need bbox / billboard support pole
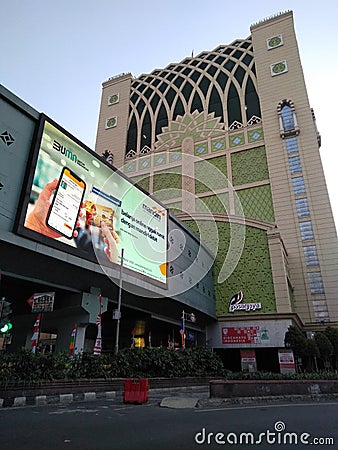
[114,248,124,355]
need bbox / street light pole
[181,310,186,349]
[181,310,196,349]
[114,248,124,355]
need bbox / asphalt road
[0,398,337,450]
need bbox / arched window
[277,99,299,138]
[208,85,224,122]
[140,109,152,150]
[173,96,185,120]
[155,103,168,137]
[227,82,242,126]
[190,91,203,114]
[245,77,261,122]
[126,114,137,155]
[281,104,294,131]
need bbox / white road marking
[195,402,338,413]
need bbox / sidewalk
[2,378,338,409]
[0,379,210,408]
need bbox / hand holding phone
[25,179,67,238]
[46,168,86,239]
[25,169,85,239]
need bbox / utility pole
[114,248,124,355]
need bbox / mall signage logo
[229,291,262,313]
[142,203,165,222]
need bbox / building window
[278,100,299,138]
[105,117,117,129]
[308,272,325,294]
[270,60,288,76]
[267,34,283,50]
[288,156,302,174]
[281,104,295,131]
[285,137,299,154]
[299,221,314,241]
[303,245,319,266]
[292,176,306,195]
[295,198,310,217]
[108,93,119,105]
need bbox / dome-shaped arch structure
[125,38,261,156]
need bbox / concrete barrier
[210,379,338,398]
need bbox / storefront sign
[278,349,296,374]
[240,349,257,372]
[31,292,55,313]
[222,326,261,344]
[228,291,262,313]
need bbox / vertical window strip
[281,105,295,131]
[303,245,319,266]
[295,197,310,217]
[299,221,314,241]
[292,176,306,195]
[308,272,325,294]
[285,137,298,154]
[288,155,302,174]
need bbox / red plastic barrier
[123,379,149,403]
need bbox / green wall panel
[236,184,275,222]
[130,175,150,192]
[166,201,182,214]
[196,193,230,214]
[183,220,276,317]
[194,156,227,194]
[231,145,269,186]
[153,167,182,201]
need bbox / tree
[284,326,307,371]
[305,338,319,372]
[324,327,338,369]
[284,326,307,357]
[314,332,333,370]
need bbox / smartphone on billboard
[46,167,86,239]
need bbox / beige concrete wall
[95,73,133,169]
[251,12,338,325]
[267,228,292,313]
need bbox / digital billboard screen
[15,115,167,286]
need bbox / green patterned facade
[195,193,230,214]
[236,185,275,222]
[166,201,182,215]
[186,220,276,316]
[231,146,269,186]
[194,155,228,194]
[153,167,182,201]
[130,175,150,193]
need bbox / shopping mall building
[0,85,214,356]
[1,10,337,371]
[94,11,338,370]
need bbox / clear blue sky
[2,0,338,227]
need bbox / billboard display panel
[15,115,167,286]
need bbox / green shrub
[1,347,338,386]
[0,347,224,384]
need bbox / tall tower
[95,11,338,366]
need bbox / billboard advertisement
[15,115,167,286]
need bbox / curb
[197,393,338,408]
[0,386,209,408]
[0,390,118,408]
[1,390,338,409]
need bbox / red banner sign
[222,326,260,344]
